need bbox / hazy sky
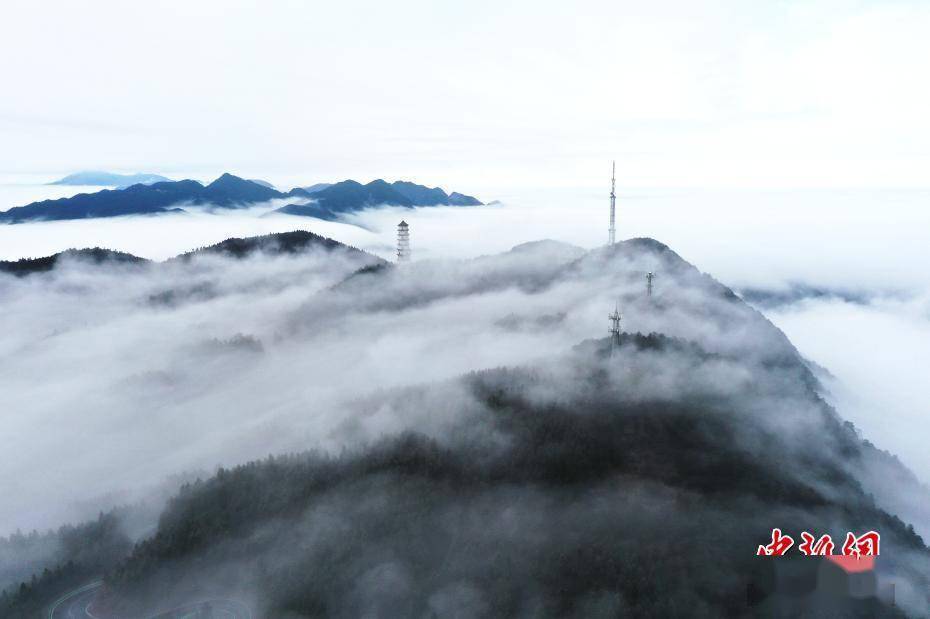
[3,0,929,191]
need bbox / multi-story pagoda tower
[396,220,411,262]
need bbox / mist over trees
[100,332,927,616]
[2,233,930,616]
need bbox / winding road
[47,582,104,619]
[47,582,252,619]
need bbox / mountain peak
[206,172,248,188]
[200,174,284,206]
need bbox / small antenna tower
[396,220,410,263]
[608,160,617,245]
[608,303,622,355]
[646,272,655,298]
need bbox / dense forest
[92,333,926,617]
[0,511,133,618]
[4,234,930,616]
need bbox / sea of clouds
[1,180,929,534]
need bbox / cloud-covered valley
[3,181,930,615]
[3,230,930,615]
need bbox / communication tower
[608,303,622,355]
[608,161,617,245]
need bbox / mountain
[0,248,148,276]
[101,231,930,615]
[300,182,333,194]
[269,202,343,222]
[0,230,383,279]
[0,174,292,224]
[198,172,283,205]
[247,179,275,189]
[4,237,927,617]
[391,180,450,205]
[449,190,482,205]
[270,179,484,220]
[2,175,484,224]
[0,180,202,223]
[49,171,172,188]
[739,282,875,309]
[315,179,413,209]
[175,229,382,263]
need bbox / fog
[0,236,589,534]
[3,185,930,531]
[4,184,929,290]
[768,293,930,480]
[3,209,930,613]
[4,184,929,502]
[72,238,930,616]
[0,215,817,532]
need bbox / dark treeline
[0,230,384,279]
[98,334,925,617]
[0,248,146,277]
[0,511,132,618]
[171,230,381,263]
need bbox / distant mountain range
[0,230,383,277]
[269,179,482,222]
[49,171,173,188]
[248,179,276,189]
[2,174,483,224]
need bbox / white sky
[2,0,929,192]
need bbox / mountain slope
[0,180,203,223]
[0,174,295,224]
[3,176,484,224]
[49,171,172,188]
[5,236,929,617]
[106,328,926,617]
[0,230,383,277]
[46,238,930,616]
[198,173,283,205]
[271,179,484,219]
[0,248,148,276]
[175,229,383,262]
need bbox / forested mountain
[0,174,288,223]
[174,230,382,262]
[104,330,923,617]
[0,230,383,278]
[0,511,135,618]
[1,174,483,224]
[0,248,147,276]
[271,179,482,220]
[3,236,928,617]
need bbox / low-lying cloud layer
[0,232,805,534]
[3,230,930,615]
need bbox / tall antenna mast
[646,272,655,298]
[396,220,411,263]
[608,303,622,355]
[608,160,616,245]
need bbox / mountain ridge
[49,171,172,188]
[0,230,384,276]
[2,174,483,224]
[4,236,927,616]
